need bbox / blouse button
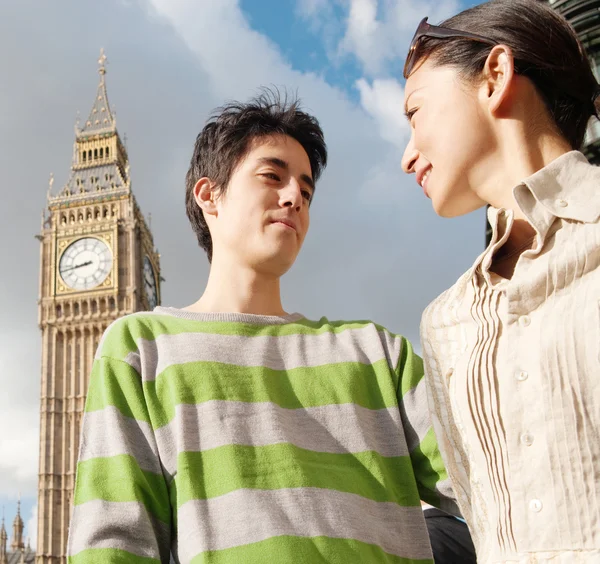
[529,499,543,512]
[516,371,529,382]
[555,199,568,208]
[521,433,534,446]
[519,315,531,327]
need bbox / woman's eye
[407,108,418,124]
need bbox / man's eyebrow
[257,157,314,190]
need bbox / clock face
[59,237,113,291]
[143,256,158,310]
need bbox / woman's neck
[476,97,573,222]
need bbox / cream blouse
[421,151,600,563]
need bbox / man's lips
[271,218,297,232]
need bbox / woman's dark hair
[412,0,598,150]
[185,88,327,262]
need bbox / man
[67,91,456,563]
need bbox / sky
[0,0,485,548]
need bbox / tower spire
[10,496,24,552]
[80,48,116,135]
[0,508,7,564]
[98,47,107,76]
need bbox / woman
[401,0,600,562]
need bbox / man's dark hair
[185,89,328,262]
[411,0,598,150]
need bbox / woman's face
[401,58,495,217]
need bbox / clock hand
[60,260,93,274]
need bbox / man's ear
[481,44,516,117]
[193,177,218,218]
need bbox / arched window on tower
[82,151,87,163]
[94,149,98,159]
[106,146,110,158]
[99,147,103,159]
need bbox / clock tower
[36,50,161,563]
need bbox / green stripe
[397,339,425,398]
[174,443,421,507]
[84,358,151,424]
[410,427,447,507]
[99,314,391,360]
[145,359,398,429]
[73,455,170,524]
[68,548,159,564]
[190,535,432,564]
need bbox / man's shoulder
[302,316,402,338]
[302,317,409,369]
[96,309,185,360]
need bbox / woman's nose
[401,139,419,174]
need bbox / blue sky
[240,0,482,96]
[0,0,485,549]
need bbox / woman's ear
[482,44,516,117]
[193,177,218,217]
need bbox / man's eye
[262,173,280,181]
[302,190,313,202]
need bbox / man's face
[209,134,314,276]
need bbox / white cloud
[0,405,39,497]
[340,0,384,74]
[356,77,408,148]
[0,330,40,498]
[26,504,37,550]
[333,0,461,76]
[296,0,333,19]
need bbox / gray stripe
[154,400,407,477]
[134,326,401,382]
[176,487,432,561]
[68,499,171,561]
[79,406,162,475]
[124,350,142,374]
[380,328,403,371]
[399,377,431,453]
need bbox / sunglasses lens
[403,42,418,78]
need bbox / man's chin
[251,250,300,277]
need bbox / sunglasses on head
[403,17,497,79]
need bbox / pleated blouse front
[421,151,600,563]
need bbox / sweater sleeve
[395,337,461,517]
[67,354,172,563]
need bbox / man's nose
[280,179,302,210]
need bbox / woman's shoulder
[422,269,473,328]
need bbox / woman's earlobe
[484,45,515,116]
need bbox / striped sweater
[67,307,456,563]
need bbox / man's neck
[185,256,287,316]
